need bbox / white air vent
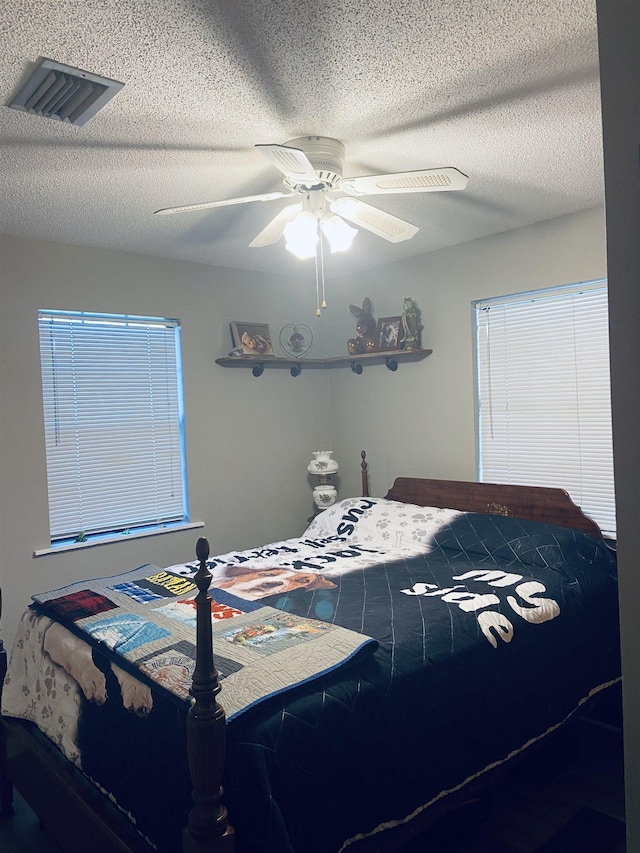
[7,58,124,126]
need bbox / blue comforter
[35,507,621,853]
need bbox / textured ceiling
[0,0,603,277]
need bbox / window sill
[33,521,205,557]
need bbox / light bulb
[284,211,319,260]
[320,214,358,253]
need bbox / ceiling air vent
[7,58,124,126]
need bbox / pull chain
[315,247,321,316]
[320,236,327,310]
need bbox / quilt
[29,563,377,721]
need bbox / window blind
[38,310,187,542]
[475,281,615,536]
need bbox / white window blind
[39,310,188,543]
[475,281,615,536]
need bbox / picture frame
[376,316,404,352]
[230,321,275,357]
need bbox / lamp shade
[320,214,358,253]
[284,210,319,259]
[307,450,339,476]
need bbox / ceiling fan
[154,136,468,254]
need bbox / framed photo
[230,321,275,357]
[376,316,404,351]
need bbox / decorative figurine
[402,298,423,350]
[347,297,377,355]
[279,324,313,357]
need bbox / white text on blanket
[401,568,560,648]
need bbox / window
[38,310,188,545]
[475,280,615,536]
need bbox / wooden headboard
[385,476,603,539]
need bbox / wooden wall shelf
[215,349,432,377]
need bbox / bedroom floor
[0,787,64,853]
[0,703,626,853]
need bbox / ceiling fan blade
[330,198,418,243]
[256,143,320,185]
[339,167,468,196]
[154,191,293,216]
[249,203,301,248]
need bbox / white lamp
[307,450,339,511]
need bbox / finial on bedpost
[361,450,369,497]
[195,536,209,564]
[183,538,235,852]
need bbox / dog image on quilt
[43,621,153,716]
[213,565,337,600]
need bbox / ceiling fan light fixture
[284,210,319,260]
[320,214,358,253]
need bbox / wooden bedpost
[361,450,369,497]
[182,538,234,853]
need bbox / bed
[0,457,621,853]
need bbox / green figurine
[402,298,422,350]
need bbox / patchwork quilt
[29,564,377,721]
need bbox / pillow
[304,496,462,551]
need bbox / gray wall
[0,236,332,644]
[328,206,607,498]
